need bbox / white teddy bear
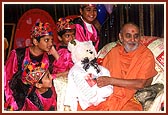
[64,39,113,111]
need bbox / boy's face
[61,30,75,45]
[80,6,97,24]
[37,35,54,52]
[40,70,53,88]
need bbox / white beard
[124,41,139,52]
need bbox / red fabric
[140,36,157,46]
[66,15,80,20]
[156,51,164,67]
[14,8,58,49]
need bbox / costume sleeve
[20,98,39,111]
[137,51,158,79]
[51,86,57,110]
[52,49,73,79]
[75,24,86,41]
[75,24,99,51]
[4,49,19,110]
[94,36,100,52]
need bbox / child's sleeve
[4,49,19,110]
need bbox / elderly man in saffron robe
[77,22,157,111]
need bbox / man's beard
[124,41,139,52]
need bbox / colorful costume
[73,17,100,51]
[55,17,75,71]
[77,44,157,111]
[4,21,58,111]
[4,47,57,110]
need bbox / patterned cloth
[53,77,68,111]
[22,62,47,85]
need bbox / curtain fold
[139,4,144,36]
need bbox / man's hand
[56,71,69,78]
[97,76,151,90]
[96,76,112,88]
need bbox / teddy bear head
[68,39,97,64]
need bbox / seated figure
[97,36,164,111]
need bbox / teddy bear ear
[88,40,93,45]
[88,40,98,56]
[68,39,79,52]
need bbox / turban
[31,21,53,39]
[22,62,47,85]
[80,4,97,8]
[56,17,75,33]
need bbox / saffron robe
[77,44,157,111]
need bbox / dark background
[4,3,164,52]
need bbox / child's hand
[57,71,69,78]
[48,46,59,60]
[48,46,56,55]
[64,105,71,111]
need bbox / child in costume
[4,21,59,110]
[53,17,75,111]
[53,17,75,75]
[19,62,56,110]
[73,4,100,51]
